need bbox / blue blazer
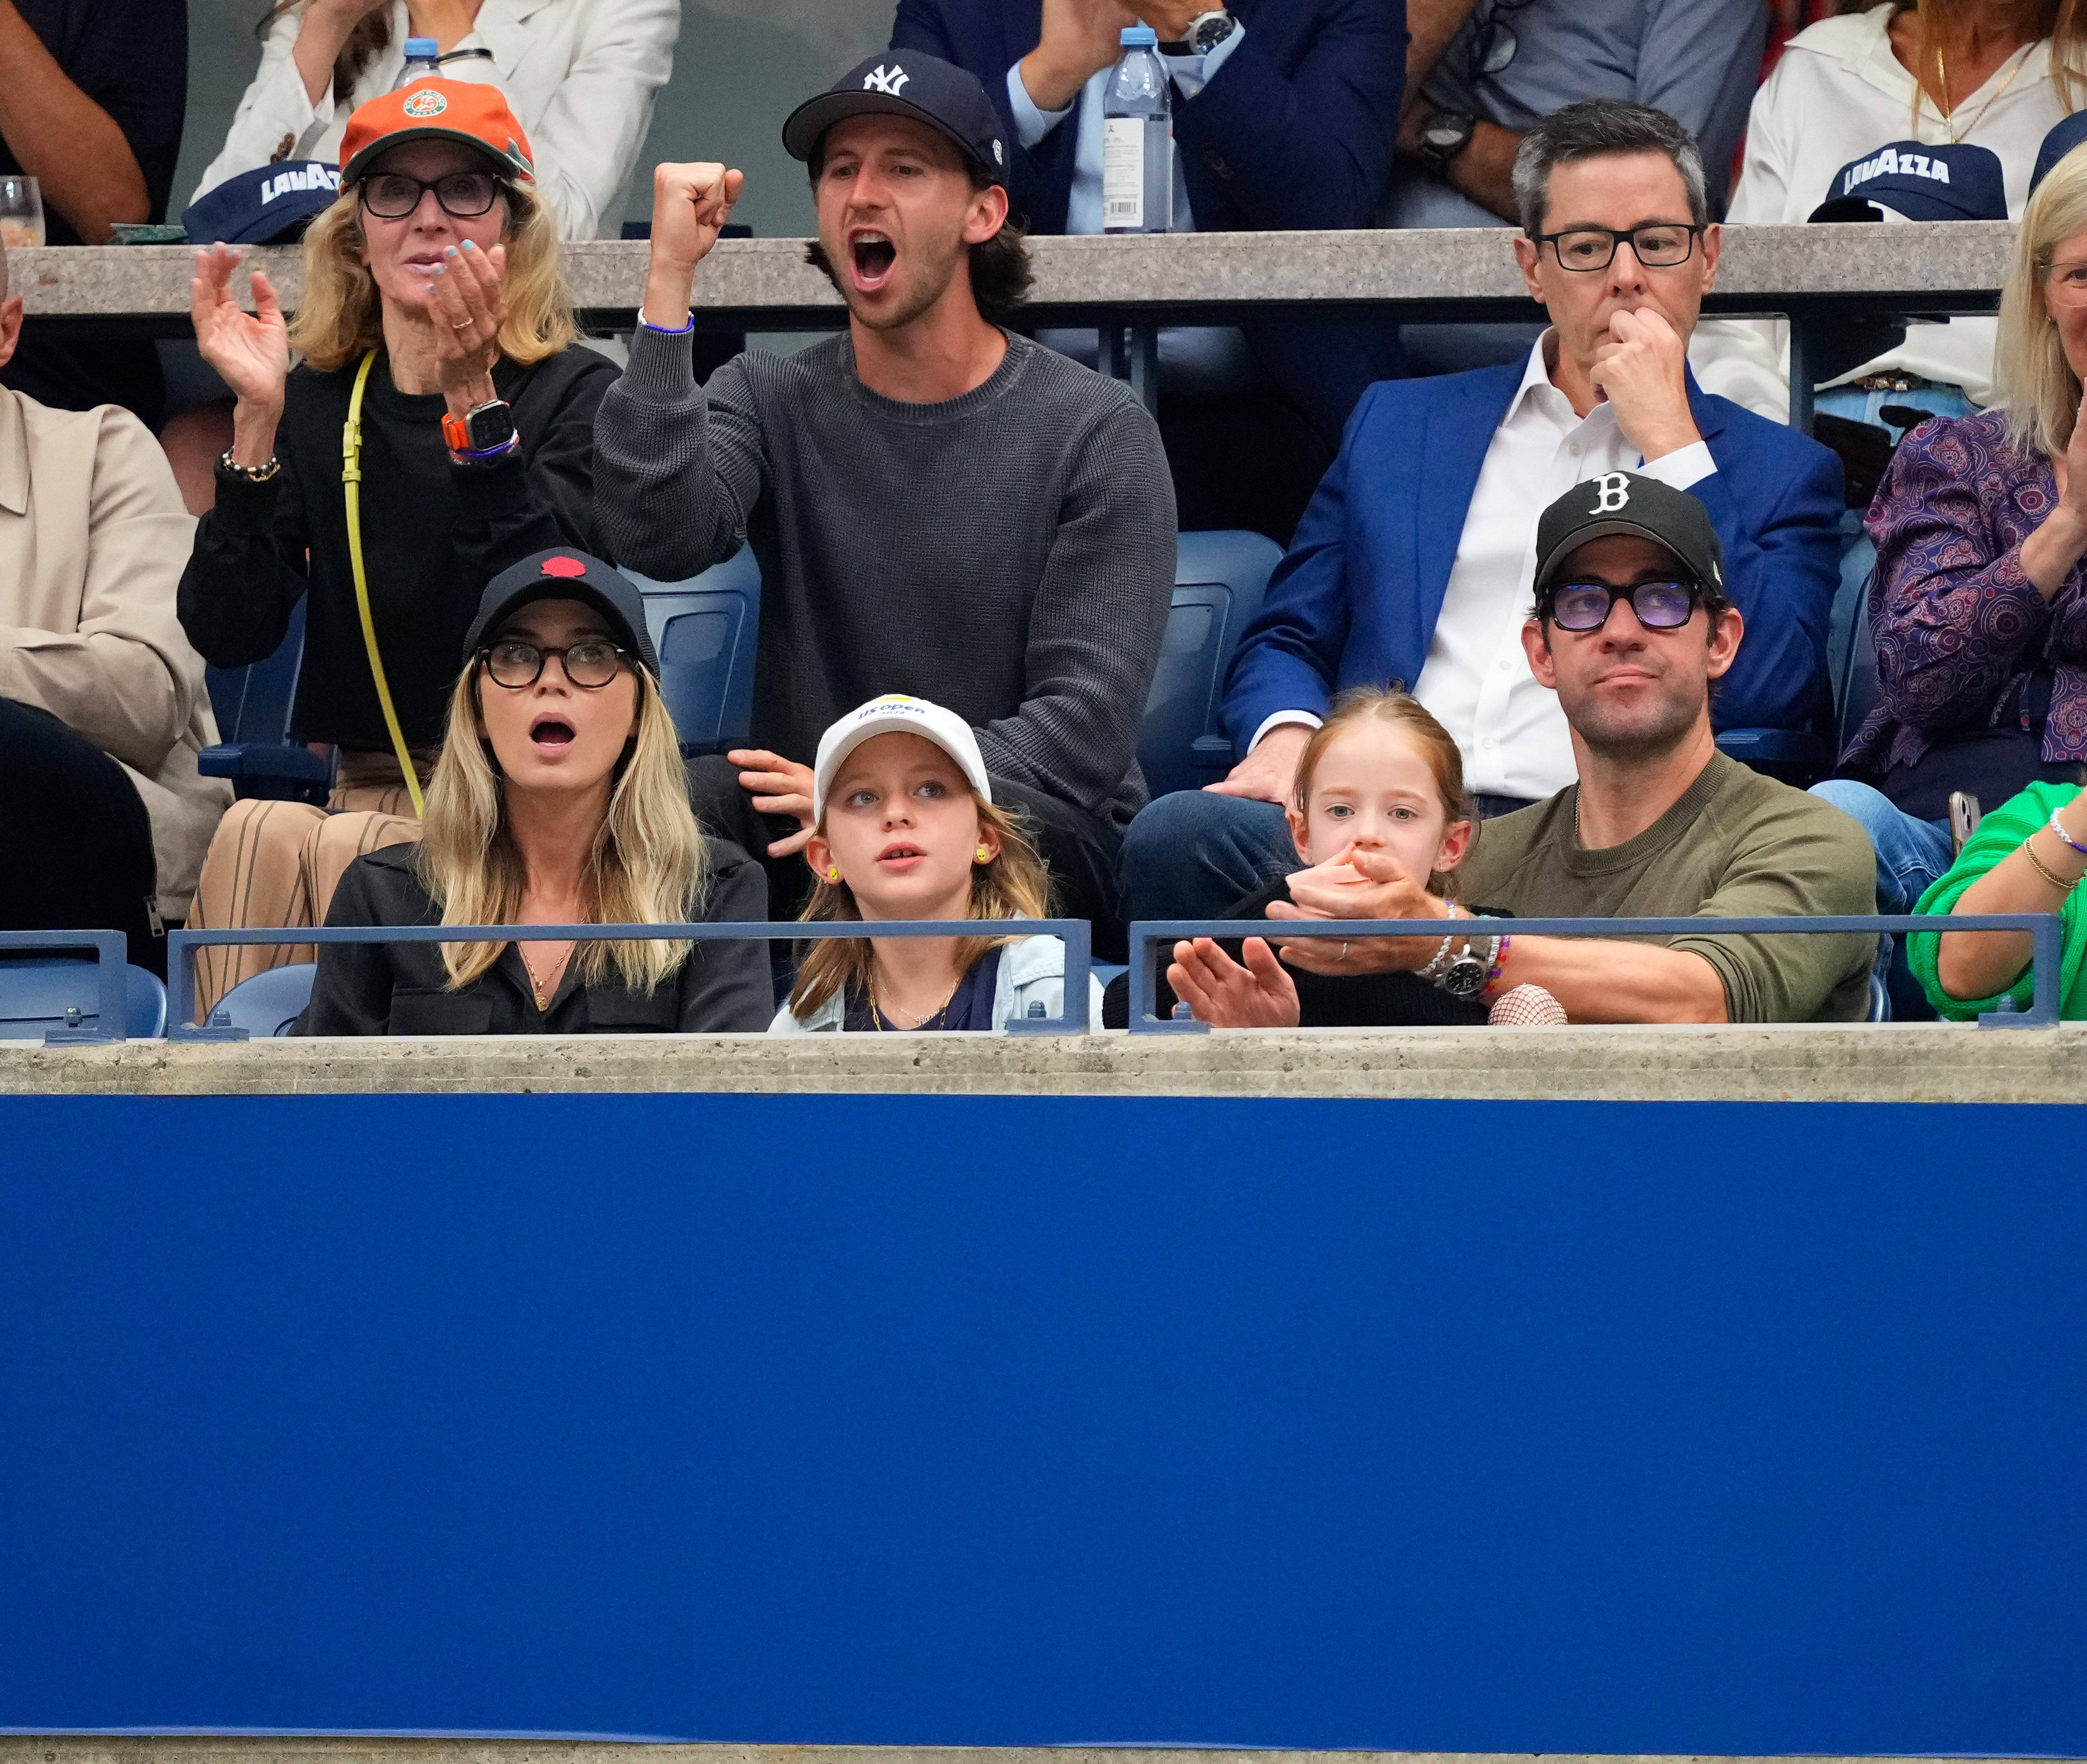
[1221,360,1846,753]
[888,0,1408,437]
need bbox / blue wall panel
[0,1095,2080,1751]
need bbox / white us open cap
[812,694,992,822]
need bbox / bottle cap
[1119,24,1159,44]
[403,37,439,56]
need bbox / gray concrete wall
[173,0,892,240]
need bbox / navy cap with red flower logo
[464,548,659,676]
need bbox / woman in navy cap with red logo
[177,80,619,1015]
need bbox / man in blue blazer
[890,0,1407,534]
[1119,97,1845,922]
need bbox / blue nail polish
[445,245,457,258]
[461,239,476,252]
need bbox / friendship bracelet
[2049,805,2087,858]
[2023,836,2079,893]
[1484,933,1512,993]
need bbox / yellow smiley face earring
[975,846,992,864]
[826,867,841,883]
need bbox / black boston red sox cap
[1532,471,1726,606]
[781,52,1008,186]
[464,549,661,677]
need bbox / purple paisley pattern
[1848,409,2087,774]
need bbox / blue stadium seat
[207,963,317,1038]
[1138,530,1284,800]
[0,959,164,1040]
[199,599,333,802]
[629,548,761,757]
[1836,567,1882,759]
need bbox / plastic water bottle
[1103,25,1172,234]
[394,37,442,89]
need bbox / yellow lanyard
[341,348,425,820]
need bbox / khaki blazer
[0,386,231,919]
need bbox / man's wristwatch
[1416,910,1498,1000]
[1178,8,1236,53]
[442,397,517,460]
[1415,109,1479,171]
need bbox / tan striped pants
[184,752,430,1018]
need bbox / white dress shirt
[1005,37,1257,390]
[1687,3,2066,421]
[190,0,680,241]
[1255,335,1715,802]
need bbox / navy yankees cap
[2031,111,2087,195]
[781,52,1008,185]
[465,550,660,678]
[1532,472,1724,604]
[1809,139,2006,223]
[181,161,342,246]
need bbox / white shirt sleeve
[1007,61,1074,148]
[187,4,346,211]
[1249,709,1325,752]
[1638,440,1716,491]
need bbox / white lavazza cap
[813,694,993,821]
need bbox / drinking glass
[0,176,46,249]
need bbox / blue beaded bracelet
[2049,806,2087,858]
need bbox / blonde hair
[288,174,576,373]
[417,658,709,994]
[1291,688,1473,896]
[1882,0,2087,124]
[1997,142,2087,458]
[787,795,1052,1020]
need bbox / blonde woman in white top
[191,0,680,241]
[1690,0,2081,425]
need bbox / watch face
[1440,953,1489,1000]
[466,401,516,451]
[1191,11,1234,50]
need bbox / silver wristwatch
[1180,8,1237,52]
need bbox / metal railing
[0,928,131,1045]
[164,918,1092,1040]
[1122,913,2067,1033]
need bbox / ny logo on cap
[1589,472,1631,513]
[401,88,448,118]
[863,63,910,96]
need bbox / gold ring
[1340,942,1349,960]
[451,320,475,330]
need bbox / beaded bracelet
[2050,806,2087,859]
[1484,933,1512,993]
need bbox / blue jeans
[1118,789,1299,925]
[1810,778,1954,1020]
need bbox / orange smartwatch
[443,397,518,464]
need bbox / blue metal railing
[165,918,1093,1040]
[0,928,131,1045]
[1124,913,2067,1034]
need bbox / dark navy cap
[465,549,660,677]
[1809,140,2006,223]
[781,52,1007,185]
[181,161,343,245]
[2031,111,2087,195]
[1532,471,1725,604]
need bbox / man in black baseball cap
[591,55,1175,958]
[1282,469,1877,1024]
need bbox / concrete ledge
[1,1023,2081,1104]
[0,1742,2062,1764]
[4,221,2015,321]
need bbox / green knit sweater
[1910,780,2087,1019]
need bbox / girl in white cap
[771,695,1104,1033]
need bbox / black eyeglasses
[479,639,631,689]
[1534,223,1701,272]
[1542,580,1704,632]
[359,170,504,219]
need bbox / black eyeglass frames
[359,170,505,220]
[1533,223,1701,273]
[478,639,632,689]
[1542,580,1705,633]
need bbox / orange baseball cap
[338,80,536,186]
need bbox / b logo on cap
[402,88,448,118]
[540,556,586,578]
[863,63,910,95]
[1589,472,1630,513]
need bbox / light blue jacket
[768,933,1103,1033]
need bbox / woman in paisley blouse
[1814,140,2087,1006]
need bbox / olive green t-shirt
[1457,751,1878,1023]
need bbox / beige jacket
[0,386,231,920]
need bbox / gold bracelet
[2022,833,2080,893]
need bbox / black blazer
[296,841,775,1036]
[890,0,1408,437]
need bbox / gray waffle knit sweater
[593,326,1177,826]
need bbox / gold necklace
[1934,37,2032,144]
[867,965,962,1030]
[519,944,563,1011]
